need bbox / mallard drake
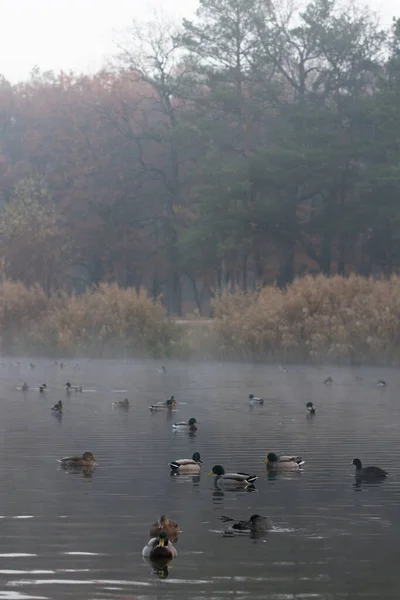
[149,396,176,412]
[220,514,272,533]
[39,384,47,394]
[352,458,387,480]
[169,452,202,473]
[208,465,257,487]
[66,382,83,392]
[306,401,316,415]
[172,417,198,431]
[265,452,304,471]
[149,515,180,538]
[21,382,29,391]
[113,398,129,407]
[376,380,387,387]
[142,532,177,559]
[51,400,63,413]
[324,377,333,384]
[58,452,96,467]
[249,394,264,404]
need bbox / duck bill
[207,471,214,476]
[159,538,165,547]
[264,459,269,464]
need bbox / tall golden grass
[0,281,176,356]
[1,275,400,363]
[211,275,400,363]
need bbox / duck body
[21,382,29,391]
[376,380,387,387]
[149,515,180,539]
[39,384,47,394]
[306,401,316,415]
[51,400,63,413]
[149,396,176,412]
[220,514,272,533]
[352,458,387,480]
[249,394,264,404]
[142,532,177,559]
[113,398,129,407]
[172,417,198,431]
[66,382,83,393]
[58,452,96,467]
[265,452,304,471]
[169,452,202,473]
[208,465,257,487]
[324,377,333,384]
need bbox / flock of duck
[17,366,390,574]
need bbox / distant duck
[356,376,363,381]
[66,382,83,392]
[265,452,304,471]
[142,532,177,559]
[324,377,333,384]
[169,452,202,473]
[352,458,387,481]
[60,363,64,369]
[208,465,257,487]
[376,380,387,387]
[249,394,264,404]
[279,364,288,372]
[21,382,29,391]
[162,366,167,374]
[39,384,47,394]
[51,400,63,413]
[29,363,35,369]
[306,401,316,415]
[113,398,129,407]
[220,514,272,533]
[172,417,198,432]
[149,396,176,412]
[150,515,180,539]
[58,452,96,467]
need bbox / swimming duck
[142,532,177,559]
[249,394,264,404]
[352,458,387,480]
[169,452,202,473]
[306,401,316,415]
[39,384,47,393]
[265,452,304,471]
[324,377,333,384]
[220,514,272,533]
[66,382,83,392]
[51,400,63,413]
[149,515,180,538]
[208,465,257,487]
[113,398,129,407]
[149,396,176,412]
[376,380,387,387]
[21,382,28,391]
[172,417,198,431]
[58,452,96,467]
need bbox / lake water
[0,358,399,600]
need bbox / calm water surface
[0,359,399,600]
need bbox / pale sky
[0,0,396,83]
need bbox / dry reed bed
[0,275,400,363]
[211,275,400,363]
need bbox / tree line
[0,0,399,315]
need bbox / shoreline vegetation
[2,275,400,365]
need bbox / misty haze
[0,0,399,598]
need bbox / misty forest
[0,0,400,361]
